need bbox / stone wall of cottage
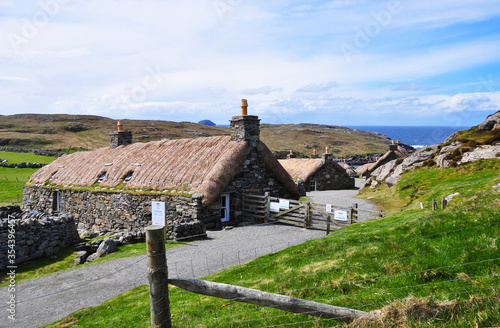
[0,206,80,270]
[307,159,355,191]
[22,187,206,240]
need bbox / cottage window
[123,172,133,182]
[52,191,60,213]
[221,194,230,222]
[98,172,106,183]
[310,180,317,191]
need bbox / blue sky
[0,0,499,127]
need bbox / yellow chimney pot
[241,99,248,116]
[117,120,123,132]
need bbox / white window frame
[310,180,317,191]
[221,193,230,222]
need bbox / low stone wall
[0,147,67,158]
[0,206,80,270]
[0,161,47,168]
[22,187,206,240]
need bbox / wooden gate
[242,194,356,234]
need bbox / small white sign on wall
[270,202,280,212]
[326,204,332,213]
[152,201,166,226]
[279,199,290,210]
[334,210,348,221]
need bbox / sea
[346,126,471,149]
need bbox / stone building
[278,151,355,194]
[23,100,298,239]
[356,141,410,178]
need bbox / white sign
[279,199,290,210]
[326,204,332,213]
[270,202,280,212]
[334,210,348,221]
[152,201,166,226]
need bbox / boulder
[95,237,118,255]
[458,144,500,164]
[477,110,500,131]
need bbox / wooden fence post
[352,203,358,222]
[432,199,437,211]
[146,225,171,328]
[326,216,331,236]
[304,202,310,227]
[441,198,447,210]
[265,192,270,223]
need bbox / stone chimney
[287,149,297,159]
[389,140,398,152]
[230,99,260,148]
[322,146,333,164]
[109,120,132,149]
[311,149,319,158]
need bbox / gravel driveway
[1,224,325,328]
[307,179,380,222]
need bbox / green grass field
[0,151,57,164]
[0,151,57,205]
[45,160,500,327]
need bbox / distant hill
[198,119,216,126]
[0,114,395,157]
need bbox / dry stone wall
[0,206,79,270]
[22,187,206,240]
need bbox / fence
[242,193,365,234]
[2,177,499,327]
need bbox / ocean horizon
[215,123,471,148]
[347,126,471,148]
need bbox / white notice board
[334,210,348,221]
[270,202,280,212]
[279,199,290,210]
[152,201,166,226]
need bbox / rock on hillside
[364,112,500,189]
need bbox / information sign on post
[326,204,332,213]
[152,201,166,226]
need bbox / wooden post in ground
[265,192,270,223]
[326,216,331,236]
[441,198,447,210]
[432,199,437,211]
[353,203,358,222]
[304,202,310,227]
[146,225,171,328]
[348,207,353,225]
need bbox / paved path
[0,224,325,328]
[307,179,380,222]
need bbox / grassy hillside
[0,114,392,157]
[45,160,500,327]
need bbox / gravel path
[307,179,380,222]
[1,224,325,328]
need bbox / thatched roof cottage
[23,101,298,239]
[278,150,355,194]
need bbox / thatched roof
[278,158,351,181]
[337,162,358,177]
[28,136,296,205]
[277,158,323,182]
[355,145,409,176]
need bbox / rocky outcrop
[458,144,500,164]
[477,110,500,131]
